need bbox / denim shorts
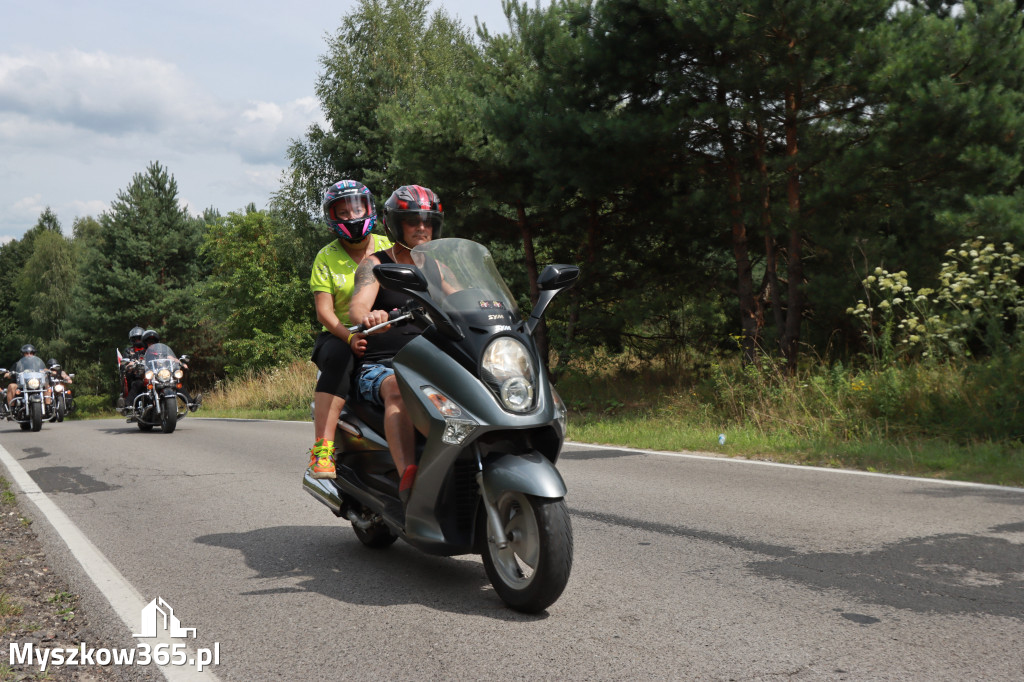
[357,363,394,406]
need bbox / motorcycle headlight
[53,384,64,393]
[27,378,40,389]
[173,369,184,380]
[145,370,154,381]
[157,369,172,382]
[481,337,536,413]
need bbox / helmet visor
[329,195,371,222]
[396,211,442,230]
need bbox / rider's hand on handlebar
[361,309,393,334]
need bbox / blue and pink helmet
[322,180,377,242]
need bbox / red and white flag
[116,348,123,365]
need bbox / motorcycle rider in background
[47,358,72,382]
[137,329,202,412]
[3,344,49,412]
[47,358,74,417]
[118,326,147,412]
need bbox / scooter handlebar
[347,308,412,335]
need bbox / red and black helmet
[383,185,443,248]
[322,180,377,242]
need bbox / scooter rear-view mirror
[537,264,580,291]
[374,263,429,292]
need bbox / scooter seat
[347,400,385,440]
[340,400,426,455]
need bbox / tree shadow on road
[194,525,546,622]
[747,523,1024,621]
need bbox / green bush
[69,394,114,418]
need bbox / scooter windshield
[411,239,520,325]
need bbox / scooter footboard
[481,452,567,499]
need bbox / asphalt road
[2,417,1022,680]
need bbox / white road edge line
[565,440,1024,493]
[0,442,221,681]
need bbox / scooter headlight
[420,386,478,445]
[551,386,568,435]
[481,337,536,413]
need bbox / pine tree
[67,162,206,368]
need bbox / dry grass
[203,359,316,414]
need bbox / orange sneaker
[309,439,336,479]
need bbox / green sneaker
[309,439,336,479]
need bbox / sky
[0,0,526,242]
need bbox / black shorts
[311,331,355,399]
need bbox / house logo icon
[133,597,197,639]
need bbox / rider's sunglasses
[399,212,436,228]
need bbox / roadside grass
[0,477,23,637]
[556,350,1024,487]
[202,359,315,416]
[568,412,1023,486]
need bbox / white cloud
[0,48,324,234]
[0,50,201,138]
[12,193,43,214]
[0,49,322,166]
[231,96,323,164]
[70,199,109,219]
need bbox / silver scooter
[304,238,578,613]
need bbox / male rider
[118,327,147,414]
[4,344,45,411]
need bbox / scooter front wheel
[479,492,573,613]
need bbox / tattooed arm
[348,255,386,332]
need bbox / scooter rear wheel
[479,492,573,613]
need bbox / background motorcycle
[48,364,74,422]
[304,238,579,613]
[126,343,190,433]
[1,356,52,431]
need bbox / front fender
[481,452,567,500]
